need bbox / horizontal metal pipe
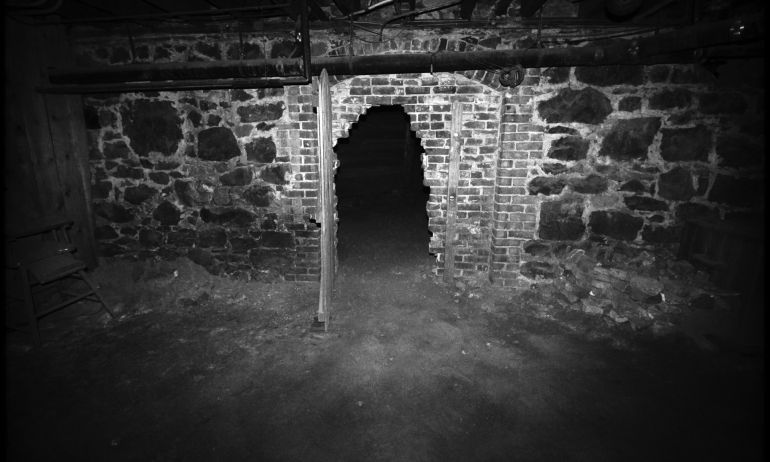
[42,15,763,93]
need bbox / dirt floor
[5,199,764,462]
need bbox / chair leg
[79,270,114,318]
[19,267,41,347]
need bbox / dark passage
[334,106,431,270]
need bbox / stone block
[542,67,569,84]
[95,202,134,223]
[708,175,763,207]
[537,87,612,124]
[538,198,585,240]
[200,207,256,226]
[619,179,647,193]
[236,102,285,123]
[548,135,589,161]
[660,126,711,162]
[521,261,559,279]
[528,176,566,196]
[121,100,182,157]
[589,211,643,241]
[152,201,181,226]
[568,174,608,194]
[598,117,661,161]
[641,225,680,243]
[197,228,227,248]
[658,166,695,201]
[167,229,196,246]
[542,163,568,175]
[523,240,552,256]
[197,127,241,161]
[220,167,253,186]
[618,96,641,112]
[624,196,669,211]
[124,184,156,205]
[717,133,763,168]
[256,231,294,248]
[139,228,163,247]
[242,185,274,207]
[148,171,170,185]
[103,141,132,159]
[648,89,692,110]
[94,225,117,240]
[261,164,290,185]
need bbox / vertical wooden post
[316,69,335,330]
[444,101,463,283]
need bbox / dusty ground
[5,199,764,461]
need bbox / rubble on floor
[518,240,741,335]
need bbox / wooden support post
[444,101,463,284]
[316,69,335,330]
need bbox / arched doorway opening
[333,105,431,269]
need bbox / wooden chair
[5,217,114,346]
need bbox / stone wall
[85,88,320,282]
[74,30,764,286]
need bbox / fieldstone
[523,240,552,257]
[148,171,170,185]
[220,167,253,186]
[213,187,231,205]
[660,126,711,162]
[708,175,763,207]
[167,228,196,246]
[231,89,253,102]
[121,100,182,157]
[618,96,641,112]
[155,160,181,170]
[537,87,612,124]
[542,163,568,175]
[598,118,661,161]
[698,92,748,114]
[262,214,278,230]
[94,225,117,240]
[197,228,227,248]
[92,181,112,199]
[546,126,578,135]
[226,42,263,60]
[188,247,215,268]
[245,137,277,163]
[256,231,294,248]
[648,88,692,110]
[234,124,253,137]
[542,67,569,84]
[548,136,589,161]
[658,167,695,201]
[114,165,144,179]
[200,207,256,226]
[624,196,669,211]
[641,225,680,243]
[230,237,258,253]
[95,202,134,223]
[124,184,156,205]
[581,296,608,315]
[675,202,719,222]
[717,133,763,168]
[237,102,285,123]
[589,211,643,241]
[538,199,585,241]
[197,127,240,161]
[103,141,132,159]
[568,174,608,194]
[139,228,163,247]
[256,122,275,131]
[261,164,290,185]
[521,261,559,279]
[629,275,664,296]
[242,185,273,207]
[152,201,181,226]
[207,114,222,126]
[174,180,205,206]
[575,65,644,86]
[528,176,566,196]
[619,179,647,193]
[187,111,202,127]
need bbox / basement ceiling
[5,0,765,29]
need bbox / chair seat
[27,254,86,285]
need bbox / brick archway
[330,72,504,281]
